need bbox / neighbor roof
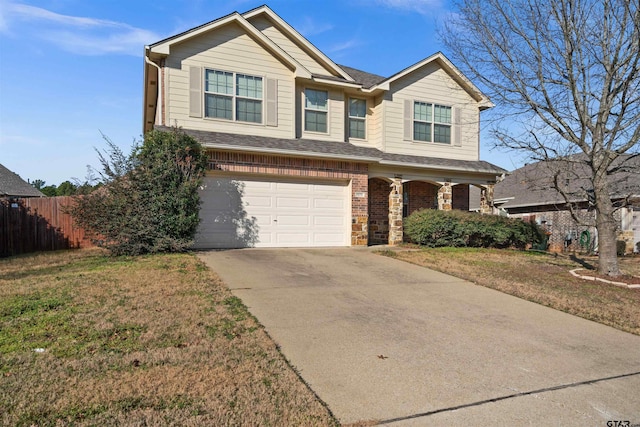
[0,163,44,198]
[495,155,640,209]
[160,126,507,176]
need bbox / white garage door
[194,176,350,248]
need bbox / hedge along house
[143,5,506,248]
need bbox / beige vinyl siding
[383,62,481,161]
[368,95,385,150]
[248,15,335,77]
[165,22,295,138]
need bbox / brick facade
[208,150,369,245]
[512,208,596,253]
[404,181,438,215]
[368,178,390,245]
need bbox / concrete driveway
[197,248,640,425]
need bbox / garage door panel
[244,195,273,208]
[314,198,345,209]
[276,233,312,244]
[195,177,349,248]
[276,215,311,226]
[276,197,310,208]
[314,216,345,226]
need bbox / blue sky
[0,0,523,185]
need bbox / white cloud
[295,16,334,37]
[0,1,160,56]
[328,38,361,53]
[373,0,444,15]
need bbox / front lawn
[380,248,640,335]
[0,249,336,426]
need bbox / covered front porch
[368,173,496,245]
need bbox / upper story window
[304,89,328,133]
[204,69,263,123]
[348,98,366,139]
[413,102,451,144]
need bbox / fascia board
[379,160,503,175]
[311,77,363,89]
[148,13,312,79]
[204,143,381,163]
[243,6,355,82]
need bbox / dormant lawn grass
[0,249,337,426]
[380,248,640,336]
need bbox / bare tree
[442,0,640,276]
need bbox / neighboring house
[0,163,44,198]
[143,5,505,248]
[492,156,640,253]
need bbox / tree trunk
[593,170,621,277]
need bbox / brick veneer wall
[368,178,389,244]
[512,208,596,252]
[405,181,438,215]
[207,150,369,245]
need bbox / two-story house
[143,5,505,248]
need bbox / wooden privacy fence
[0,196,93,257]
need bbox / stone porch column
[437,181,452,210]
[388,178,403,245]
[480,184,495,214]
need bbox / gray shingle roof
[338,65,387,89]
[495,155,640,208]
[0,163,44,197]
[161,127,506,176]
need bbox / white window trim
[412,101,452,145]
[203,68,265,124]
[348,97,367,140]
[304,88,329,134]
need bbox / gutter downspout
[144,47,162,133]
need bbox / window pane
[205,70,232,94]
[414,122,431,142]
[305,110,327,132]
[237,74,262,99]
[349,118,365,139]
[205,94,232,119]
[237,98,262,123]
[305,89,328,110]
[349,99,366,118]
[434,105,451,124]
[434,124,451,143]
[414,102,431,122]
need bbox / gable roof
[159,126,506,176]
[147,9,311,79]
[366,52,493,108]
[495,155,640,209]
[0,164,44,198]
[242,6,354,81]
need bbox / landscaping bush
[70,128,208,255]
[404,209,544,249]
